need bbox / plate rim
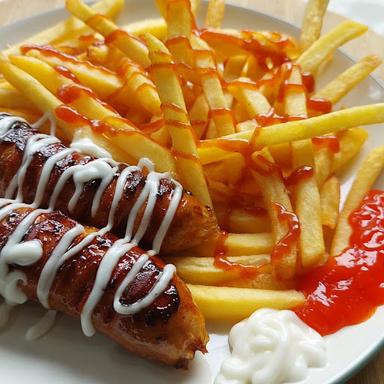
[0,2,383,383]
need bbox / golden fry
[334,127,368,171]
[4,0,124,55]
[315,55,382,104]
[210,104,384,148]
[188,284,305,322]
[66,0,150,67]
[205,0,226,29]
[297,20,368,73]
[331,146,384,256]
[320,175,340,229]
[300,0,329,51]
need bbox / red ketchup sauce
[295,189,384,335]
[285,166,314,187]
[213,231,262,278]
[271,203,301,264]
[312,135,340,154]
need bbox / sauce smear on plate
[296,190,384,335]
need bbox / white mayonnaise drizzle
[0,115,182,339]
[70,132,112,159]
[215,309,327,384]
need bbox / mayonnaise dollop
[215,309,327,384]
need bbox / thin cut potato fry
[214,205,270,233]
[283,66,307,116]
[204,153,245,185]
[66,0,150,68]
[223,56,248,82]
[3,56,176,171]
[300,0,329,51]
[166,254,268,283]
[10,55,117,120]
[205,0,226,29]
[315,56,382,104]
[0,60,133,163]
[0,107,41,123]
[188,284,305,322]
[123,18,167,39]
[167,255,294,289]
[314,145,334,187]
[320,175,340,229]
[144,33,212,207]
[284,66,325,269]
[192,38,236,136]
[24,48,123,99]
[334,127,368,171]
[3,0,124,55]
[191,232,273,257]
[297,20,368,73]
[0,83,36,109]
[155,0,200,18]
[213,104,384,148]
[0,58,72,140]
[251,150,297,279]
[331,146,384,256]
[291,139,325,268]
[228,82,271,118]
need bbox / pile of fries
[1,0,384,323]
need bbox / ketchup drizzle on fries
[285,166,314,186]
[312,135,340,153]
[271,203,301,264]
[214,230,262,278]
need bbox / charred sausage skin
[0,120,218,253]
[0,205,208,367]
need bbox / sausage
[0,201,208,367]
[0,115,218,253]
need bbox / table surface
[0,1,383,383]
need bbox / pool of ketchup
[295,189,384,335]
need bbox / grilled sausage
[0,201,208,367]
[0,116,218,253]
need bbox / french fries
[188,285,305,322]
[334,127,368,171]
[189,232,273,257]
[66,0,150,68]
[1,0,383,326]
[144,33,212,206]
[320,175,340,229]
[300,0,329,51]
[3,0,124,56]
[291,139,325,268]
[331,146,384,256]
[209,104,384,150]
[251,150,297,279]
[166,254,270,285]
[284,66,325,269]
[315,55,382,104]
[205,0,226,29]
[297,20,368,73]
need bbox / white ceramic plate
[0,2,383,383]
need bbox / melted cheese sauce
[215,309,327,384]
[0,114,181,339]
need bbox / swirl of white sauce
[215,309,327,384]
